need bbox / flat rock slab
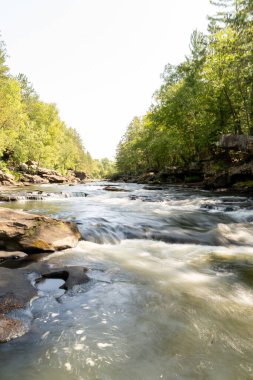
[103,186,129,192]
[143,186,164,190]
[0,251,27,261]
[40,266,90,291]
[0,315,26,343]
[0,267,36,311]
[0,267,37,343]
[0,207,81,253]
[0,263,90,343]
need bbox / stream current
[0,182,253,380]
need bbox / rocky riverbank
[112,135,253,194]
[0,160,87,187]
[0,207,83,343]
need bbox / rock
[143,186,164,190]
[0,194,22,202]
[0,170,16,185]
[20,173,49,184]
[103,186,129,192]
[19,164,68,184]
[0,251,27,260]
[0,267,37,342]
[0,315,26,343]
[0,190,88,202]
[37,167,59,176]
[219,134,253,152]
[37,266,89,291]
[204,162,253,189]
[0,263,89,343]
[26,160,38,167]
[232,181,253,192]
[204,172,228,189]
[0,267,36,311]
[19,163,29,172]
[228,163,253,182]
[73,170,86,181]
[45,174,67,183]
[0,207,81,253]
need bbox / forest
[116,0,253,177]
[0,42,114,178]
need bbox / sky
[0,0,214,159]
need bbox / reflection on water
[0,182,253,380]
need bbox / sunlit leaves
[116,0,253,175]
[0,39,96,175]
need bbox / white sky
[0,0,214,159]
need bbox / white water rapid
[0,182,253,380]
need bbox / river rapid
[0,182,253,380]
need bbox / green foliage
[91,158,116,178]
[0,38,106,176]
[116,1,253,175]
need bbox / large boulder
[19,163,29,172]
[36,167,59,176]
[0,170,16,186]
[46,174,67,183]
[219,134,253,152]
[20,173,49,184]
[19,163,68,184]
[228,162,253,182]
[0,208,81,253]
[73,170,86,181]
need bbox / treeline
[116,0,253,175]
[0,40,114,177]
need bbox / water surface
[0,182,253,380]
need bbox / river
[0,182,253,380]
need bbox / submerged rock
[0,261,90,342]
[0,251,27,261]
[0,267,37,343]
[103,186,129,192]
[36,266,89,291]
[0,315,26,343]
[143,186,164,190]
[0,207,81,253]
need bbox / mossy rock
[232,181,253,190]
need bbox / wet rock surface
[0,251,27,261]
[36,266,89,291]
[104,185,129,192]
[0,267,36,343]
[0,260,90,342]
[0,207,81,253]
[0,268,37,311]
[0,315,26,343]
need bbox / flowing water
[0,182,253,380]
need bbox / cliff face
[201,135,253,191]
